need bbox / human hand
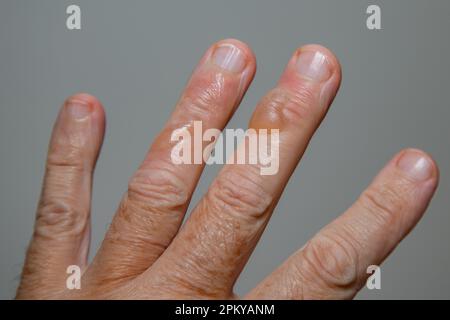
[16,39,439,299]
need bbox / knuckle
[36,199,88,239]
[207,168,273,220]
[179,74,227,118]
[105,164,190,258]
[359,183,407,226]
[111,195,179,247]
[104,195,177,274]
[113,165,188,238]
[256,87,320,127]
[301,232,359,290]
[127,164,189,213]
[289,83,319,113]
[48,131,90,170]
[47,149,85,171]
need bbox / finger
[148,45,342,298]
[247,149,439,299]
[18,94,105,297]
[91,39,256,281]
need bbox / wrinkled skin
[16,39,439,299]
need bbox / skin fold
[16,39,439,299]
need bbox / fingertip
[206,38,257,80]
[274,44,342,114]
[296,44,341,79]
[63,93,106,133]
[51,93,106,159]
[65,92,104,115]
[395,148,439,184]
[215,38,257,69]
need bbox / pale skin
[17,39,439,299]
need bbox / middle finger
[90,39,256,281]
[147,45,342,297]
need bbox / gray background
[0,0,449,299]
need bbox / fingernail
[66,100,92,119]
[296,51,331,82]
[212,44,246,73]
[397,150,434,181]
